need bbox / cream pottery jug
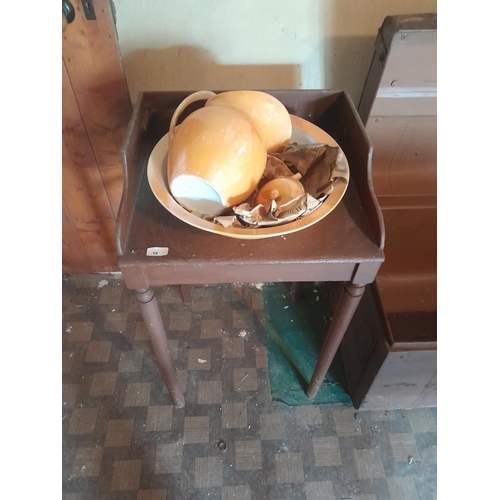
[167,91,292,216]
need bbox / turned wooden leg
[180,284,191,304]
[135,287,185,408]
[306,282,365,400]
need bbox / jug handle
[169,90,217,148]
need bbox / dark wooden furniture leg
[180,284,191,304]
[135,287,185,408]
[306,282,365,400]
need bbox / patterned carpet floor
[62,274,437,500]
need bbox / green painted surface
[262,282,351,406]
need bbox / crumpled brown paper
[207,143,347,228]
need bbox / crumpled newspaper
[207,143,348,228]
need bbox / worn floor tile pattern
[62,275,437,499]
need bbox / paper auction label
[146,247,169,257]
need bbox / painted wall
[113,0,437,106]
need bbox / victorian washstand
[116,90,385,408]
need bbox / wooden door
[62,0,131,273]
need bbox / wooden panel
[376,273,437,314]
[370,95,436,117]
[360,350,437,410]
[367,115,437,197]
[379,31,437,91]
[62,0,132,273]
[335,282,391,409]
[387,311,437,344]
[62,60,117,272]
[376,207,436,313]
[380,208,436,275]
[62,198,92,273]
[62,0,131,217]
[358,14,437,124]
